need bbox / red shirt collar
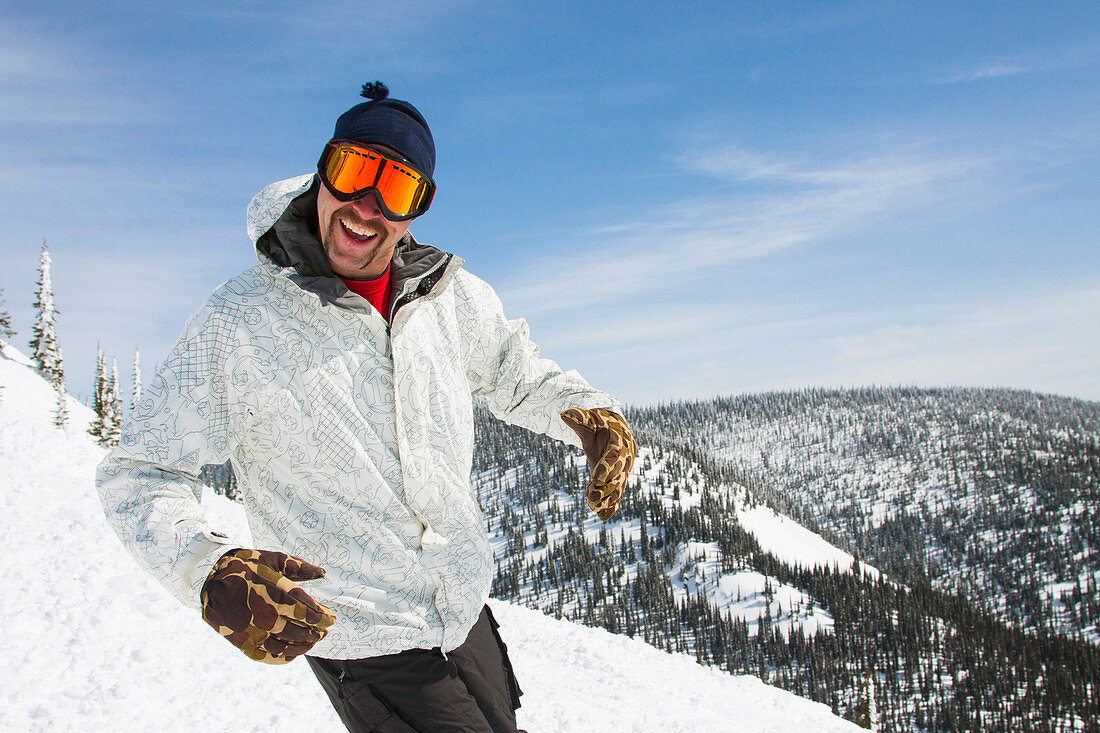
[340,265,392,321]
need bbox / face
[317,177,412,280]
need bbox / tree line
[1,240,142,446]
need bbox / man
[96,82,636,733]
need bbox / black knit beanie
[331,81,435,179]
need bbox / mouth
[339,217,381,244]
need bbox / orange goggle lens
[318,142,435,220]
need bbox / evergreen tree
[53,358,69,428]
[131,346,143,413]
[0,286,15,340]
[88,347,122,446]
[88,346,108,444]
[855,673,878,730]
[30,240,63,389]
[105,357,123,446]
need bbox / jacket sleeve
[458,271,622,448]
[96,297,243,612]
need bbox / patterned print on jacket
[96,174,621,659]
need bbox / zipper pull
[336,665,347,700]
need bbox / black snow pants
[307,605,523,733]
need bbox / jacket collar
[249,174,459,317]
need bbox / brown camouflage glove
[200,548,337,665]
[560,407,637,521]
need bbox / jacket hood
[245,174,458,317]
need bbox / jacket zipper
[386,251,460,653]
[388,253,453,325]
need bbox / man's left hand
[560,407,636,521]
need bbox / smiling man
[96,82,636,733]
[316,147,413,279]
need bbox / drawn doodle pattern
[97,175,621,659]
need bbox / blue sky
[2,1,1098,407]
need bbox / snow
[735,502,881,579]
[670,542,835,637]
[1,341,858,732]
[493,601,856,733]
[633,445,880,580]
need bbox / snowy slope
[639,446,879,577]
[0,342,858,732]
[481,442,882,641]
[736,502,880,579]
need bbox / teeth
[341,218,377,238]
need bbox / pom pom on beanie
[360,81,389,100]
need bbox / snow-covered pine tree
[53,356,69,428]
[105,357,123,446]
[87,347,123,446]
[0,285,6,404]
[867,674,879,733]
[0,286,15,340]
[131,346,142,413]
[88,346,107,444]
[855,672,878,730]
[30,240,63,390]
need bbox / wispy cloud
[0,26,161,126]
[819,281,1100,398]
[165,0,483,82]
[551,278,1100,406]
[726,3,886,40]
[172,0,476,27]
[938,47,1099,84]
[498,144,980,316]
[0,28,64,79]
[941,61,1034,83]
[3,236,251,402]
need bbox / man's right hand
[200,548,337,665]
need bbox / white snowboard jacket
[96,174,620,658]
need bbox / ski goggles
[317,140,436,221]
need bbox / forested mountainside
[200,386,1100,730]
[627,386,1100,643]
[471,399,1099,732]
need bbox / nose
[350,191,383,219]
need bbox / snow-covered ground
[1,341,858,732]
[735,501,881,580]
[671,542,835,637]
[640,445,879,578]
